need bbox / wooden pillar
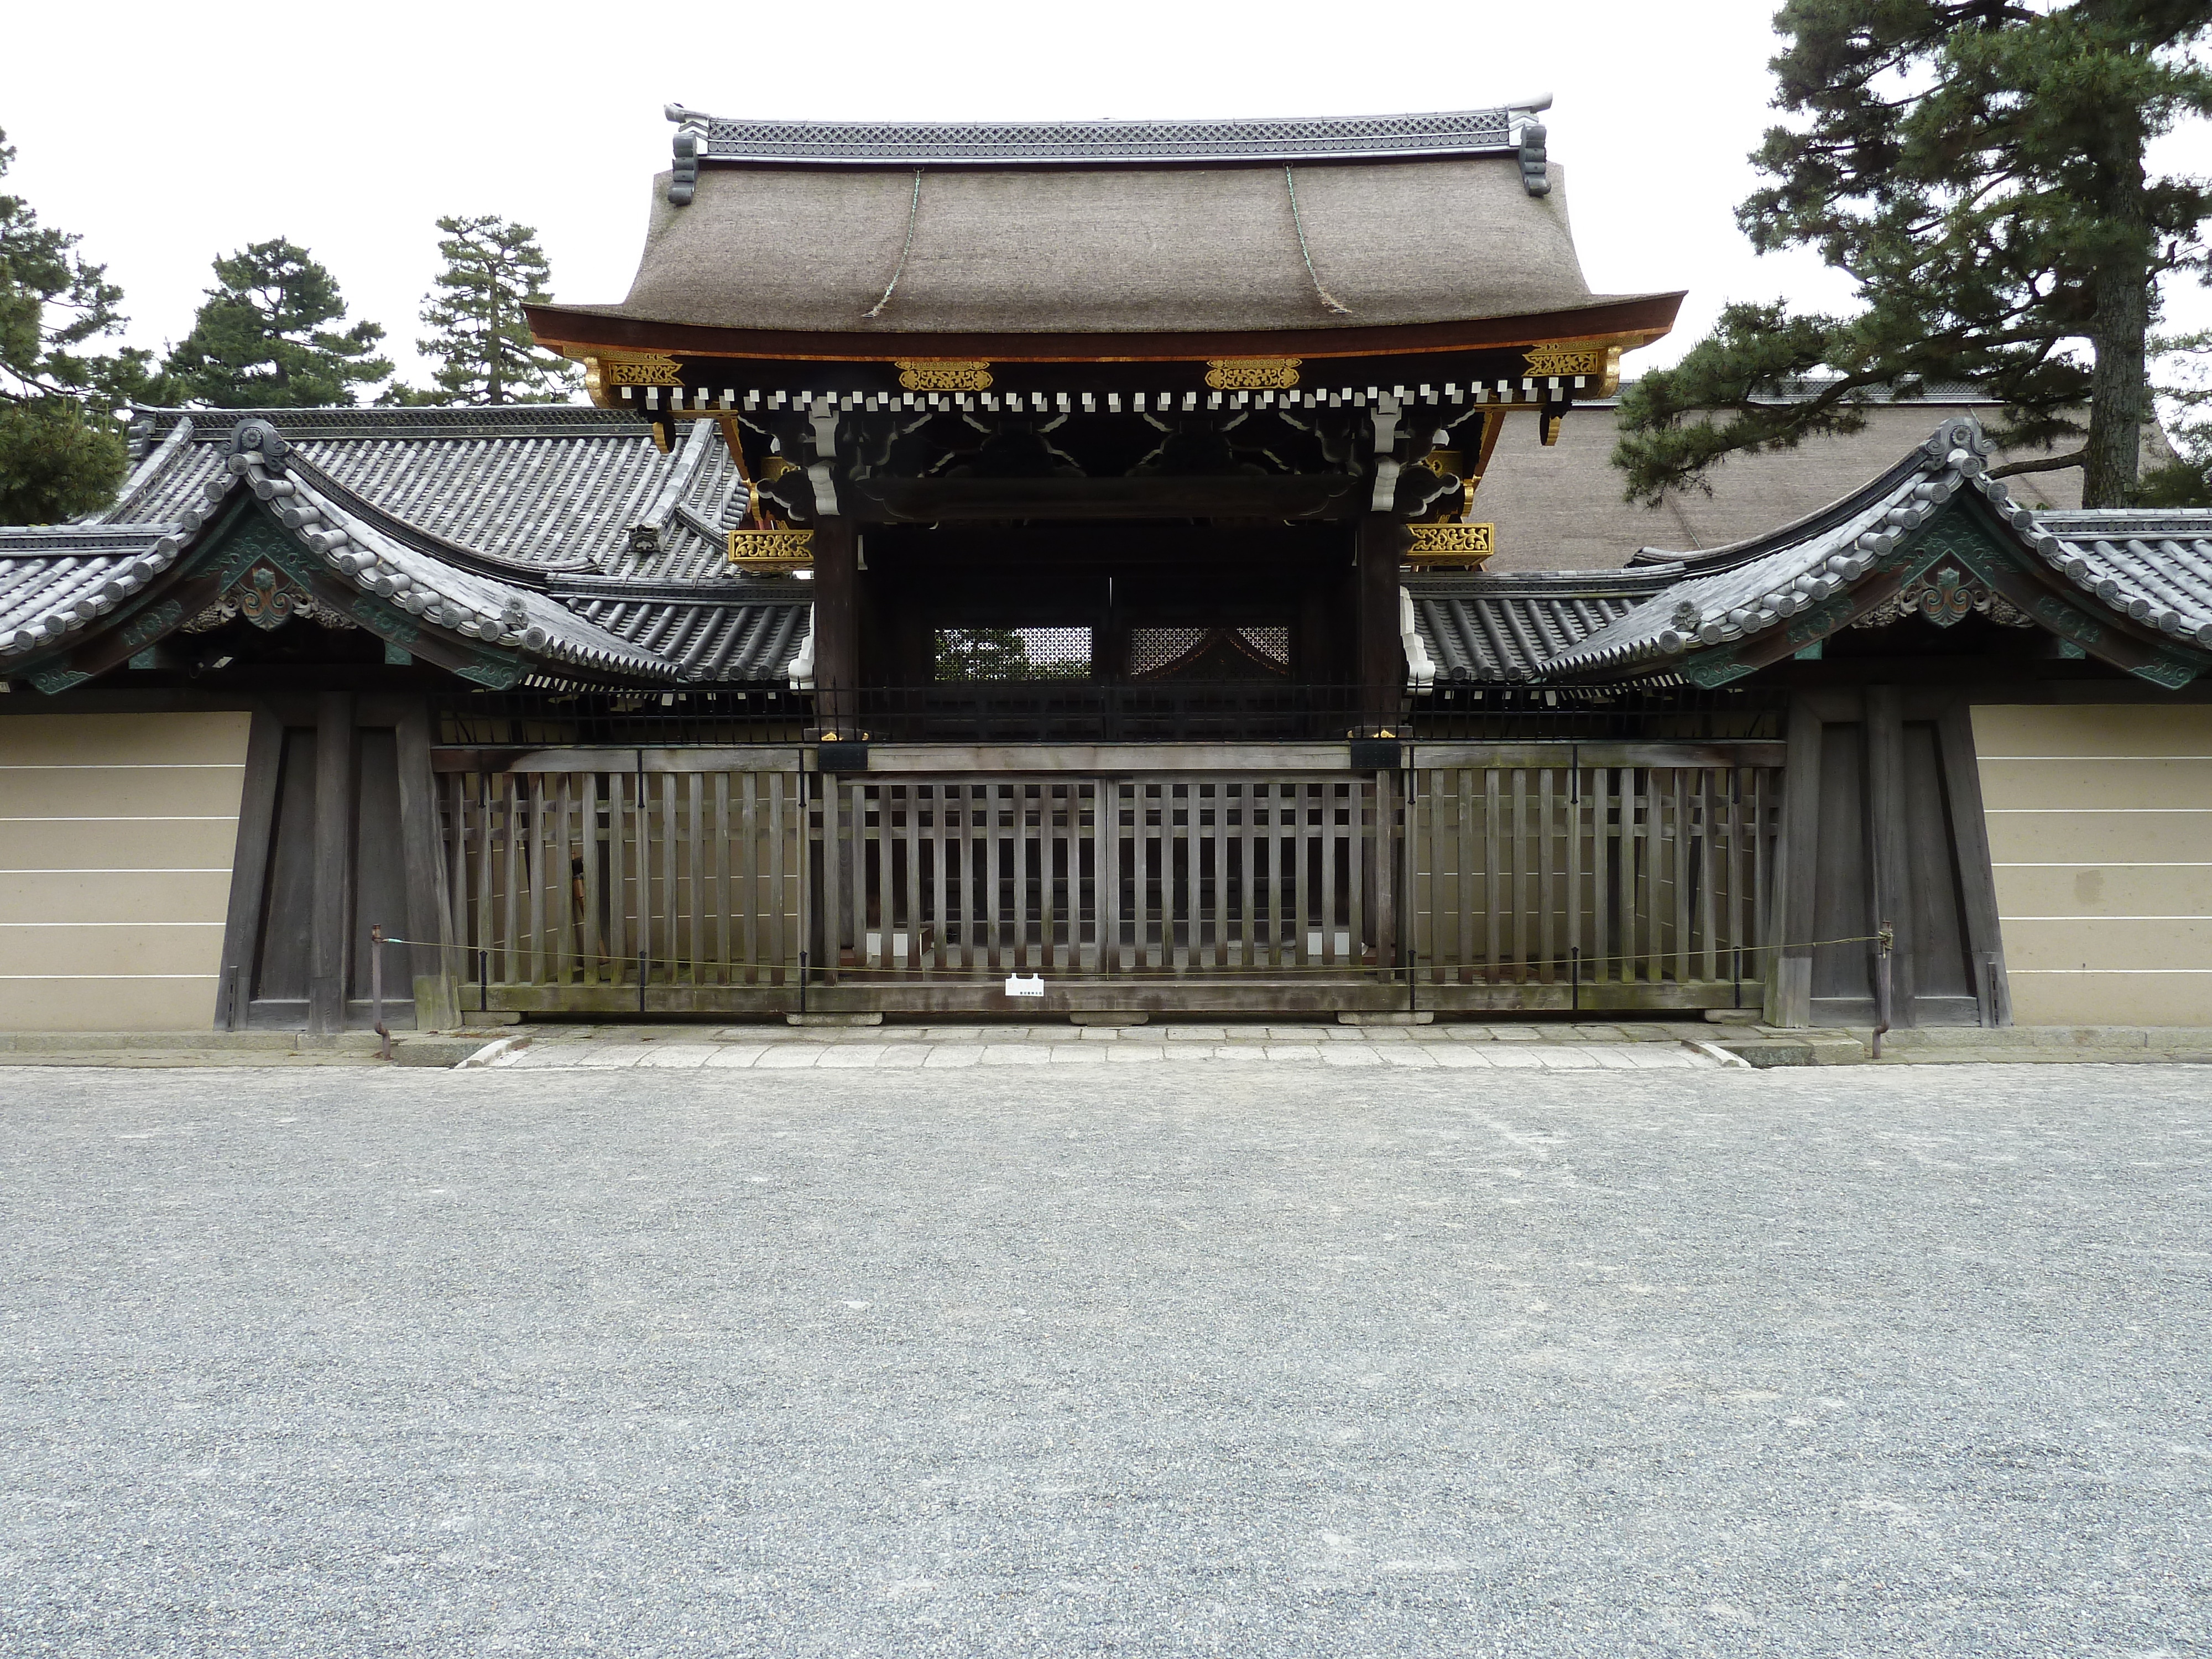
[395,705,460,1031]
[1764,694,1823,1028]
[307,690,357,1037]
[1937,699,2012,1026]
[214,707,285,1031]
[1354,514,1404,731]
[812,519,858,733]
[1864,684,1917,1025]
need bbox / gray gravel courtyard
[2,1062,2206,1657]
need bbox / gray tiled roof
[1406,571,1674,683]
[1538,417,2212,679]
[671,106,1530,168]
[555,580,813,682]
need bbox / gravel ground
[1,1063,2205,1657]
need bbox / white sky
[6,0,2208,392]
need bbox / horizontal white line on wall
[0,974,218,980]
[0,869,233,874]
[0,921,224,927]
[0,816,239,823]
[1979,755,2212,761]
[1985,808,2212,815]
[0,764,246,771]
[1995,862,2212,868]
[2010,968,2212,975]
[2000,915,2212,922]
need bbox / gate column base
[1338,1011,1434,1026]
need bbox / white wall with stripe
[0,711,250,1030]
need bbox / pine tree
[165,238,392,408]
[1614,2,2212,509]
[402,216,577,405]
[0,127,170,523]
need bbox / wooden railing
[433,742,1781,1015]
[1407,745,1782,1010]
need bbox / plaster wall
[1974,705,2212,1025]
[0,711,250,1030]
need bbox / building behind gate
[3,103,2208,1031]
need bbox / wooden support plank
[528,773,547,985]
[1865,685,1914,1024]
[1699,770,1719,985]
[688,773,708,985]
[1319,778,1339,969]
[1512,768,1530,984]
[1766,698,1824,1028]
[1673,769,1691,988]
[582,772,604,985]
[713,771,731,985]
[1565,765,1583,990]
[821,770,841,985]
[308,691,357,1036]
[1538,768,1556,987]
[1936,698,2012,1027]
[1375,769,1397,980]
[215,708,285,1031]
[768,770,789,981]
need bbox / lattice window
[934,627,1094,682]
[1128,627,1291,679]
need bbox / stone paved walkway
[487,1021,1728,1070]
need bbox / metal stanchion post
[1871,920,1894,1060]
[371,923,392,1062]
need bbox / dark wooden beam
[1864,684,1917,1026]
[307,691,357,1037]
[213,706,285,1031]
[395,703,460,1032]
[525,292,1684,368]
[846,474,1366,523]
[812,519,859,729]
[1765,694,1825,1028]
[1936,698,2012,1026]
[1355,515,1405,730]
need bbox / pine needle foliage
[0,128,170,523]
[1615,2,2212,509]
[402,216,577,405]
[165,238,392,408]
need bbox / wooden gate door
[805,767,1407,1015]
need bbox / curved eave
[524,293,1683,366]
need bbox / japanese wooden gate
[434,742,1782,1017]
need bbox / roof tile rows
[3,406,2210,693]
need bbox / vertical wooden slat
[1618,769,1638,984]
[1510,769,1528,983]
[1538,769,1556,987]
[1592,768,1611,983]
[712,772,731,985]
[1673,769,1691,986]
[445,773,467,971]
[1481,769,1501,983]
[1699,769,1720,985]
[1348,776,1366,972]
[500,773,520,986]
[1099,779,1119,975]
[768,770,787,982]
[1566,765,1583,989]
[523,771,542,985]
[581,773,603,985]
[737,771,758,983]
[820,770,840,985]
[603,770,624,980]
[930,783,951,972]
[554,773,575,987]
[1320,778,1339,968]
[903,781,923,973]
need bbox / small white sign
[1003,973,1045,998]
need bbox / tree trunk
[2082,143,2153,508]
